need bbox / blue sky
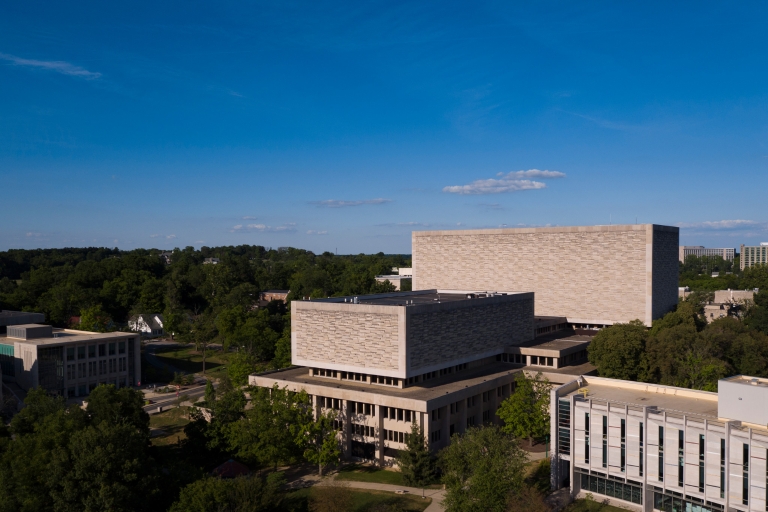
[1,2,767,254]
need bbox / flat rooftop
[0,327,136,346]
[562,377,719,419]
[514,332,593,354]
[252,360,595,404]
[311,289,528,307]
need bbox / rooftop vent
[7,324,53,340]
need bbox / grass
[283,487,431,512]
[335,464,442,489]
[562,498,629,512]
[149,406,192,446]
[153,345,229,380]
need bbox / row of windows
[578,472,643,505]
[318,397,413,423]
[497,353,525,364]
[312,369,401,387]
[66,342,127,361]
[411,363,469,385]
[67,357,127,379]
[384,429,409,443]
[351,423,375,438]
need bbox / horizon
[2,2,768,253]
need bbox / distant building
[678,246,735,263]
[374,268,412,291]
[551,374,768,512]
[159,251,173,264]
[0,324,140,397]
[740,243,768,270]
[0,310,45,335]
[128,314,165,337]
[203,257,220,265]
[260,290,290,302]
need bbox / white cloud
[310,198,392,208]
[150,234,160,238]
[242,216,257,220]
[444,169,565,195]
[677,220,765,230]
[0,52,101,79]
[306,230,328,235]
[166,234,177,240]
[230,223,297,233]
[25,232,44,237]
[195,240,205,244]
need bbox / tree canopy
[497,373,551,444]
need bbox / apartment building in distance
[741,244,768,270]
[551,375,768,512]
[412,224,679,327]
[250,289,594,464]
[0,323,141,398]
[679,246,736,263]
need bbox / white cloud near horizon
[306,230,328,235]
[310,198,392,208]
[166,234,177,239]
[230,223,297,233]
[0,52,102,79]
[677,220,765,230]
[443,169,565,195]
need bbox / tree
[587,320,648,380]
[272,327,292,369]
[85,384,150,434]
[497,373,551,446]
[439,425,527,512]
[79,304,114,332]
[227,351,258,386]
[301,410,341,476]
[397,422,435,487]
[746,290,768,335]
[204,379,216,405]
[169,473,285,512]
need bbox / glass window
[77,346,86,359]
[118,341,125,354]
[88,345,96,358]
[109,343,115,356]
[67,347,75,361]
[99,344,106,357]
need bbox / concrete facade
[412,224,679,327]
[291,290,534,379]
[741,244,768,270]
[551,375,768,512]
[0,325,141,397]
[679,246,736,262]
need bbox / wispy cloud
[677,220,765,230]
[443,169,565,195]
[166,234,177,240]
[242,216,257,220]
[26,232,45,238]
[310,198,392,208]
[478,203,504,210]
[230,223,297,233]
[150,234,160,238]
[306,230,328,235]
[0,52,102,79]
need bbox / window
[78,346,86,359]
[98,344,105,357]
[109,343,115,356]
[67,347,75,361]
[659,426,664,482]
[430,430,441,443]
[67,387,75,398]
[678,430,684,487]
[483,410,491,422]
[431,409,440,421]
[698,434,705,493]
[579,470,643,505]
[720,439,725,499]
[620,419,626,472]
[743,443,749,506]
[557,399,571,456]
[602,416,607,468]
[639,422,644,477]
[118,341,125,354]
[404,410,410,422]
[585,413,590,464]
[467,416,475,428]
[88,345,96,358]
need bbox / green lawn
[153,345,229,379]
[335,464,442,489]
[563,498,630,512]
[283,487,431,512]
[149,406,192,446]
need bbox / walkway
[319,479,445,512]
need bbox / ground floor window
[652,492,723,512]
[351,441,375,460]
[579,471,642,505]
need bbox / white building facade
[552,375,768,512]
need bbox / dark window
[720,438,726,499]
[602,416,607,468]
[743,443,749,506]
[698,434,705,493]
[109,343,115,356]
[98,344,105,357]
[67,347,75,361]
[639,422,644,476]
[585,413,590,464]
[118,341,125,354]
[678,430,684,487]
[88,345,96,358]
[78,346,86,359]
[659,426,664,482]
[557,399,571,456]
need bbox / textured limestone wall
[407,297,534,371]
[413,225,678,326]
[294,308,401,371]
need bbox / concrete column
[441,405,450,448]
[376,404,385,465]
[490,385,499,425]
[459,398,467,434]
